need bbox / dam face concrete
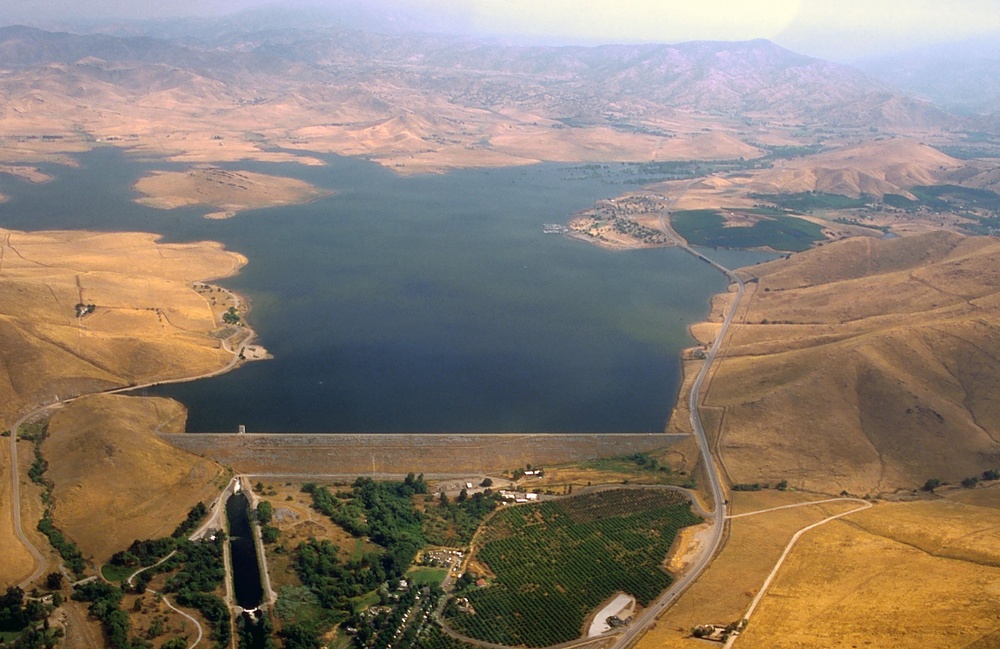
[162,433,688,476]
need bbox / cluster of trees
[37,514,86,578]
[924,469,999,493]
[108,501,211,588]
[237,611,276,649]
[255,501,280,544]
[0,587,46,633]
[16,421,87,578]
[165,537,230,647]
[731,480,788,492]
[103,532,230,648]
[295,537,401,611]
[222,307,241,325]
[424,491,500,546]
[626,452,670,473]
[72,582,135,649]
[110,538,175,569]
[171,501,208,538]
[279,622,323,649]
[0,587,61,649]
[296,475,430,615]
[303,484,370,537]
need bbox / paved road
[4,284,253,590]
[9,410,50,588]
[436,190,745,649]
[608,189,743,649]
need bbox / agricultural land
[1,14,1000,649]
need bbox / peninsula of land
[0,228,252,585]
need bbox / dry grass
[635,491,865,649]
[749,138,962,199]
[44,394,226,563]
[684,231,1000,494]
[0,443,39,586]
[736,491,1000,648]
[133,167,331,219]
[0,228,245,577]
[0,228,245,424]
[0,164,52,183]
[637,488,1000,649]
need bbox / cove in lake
[0,148,775,432]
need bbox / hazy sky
[2,0,998,60]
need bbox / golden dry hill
[43,394,226,564]
[0,229,244,423]
[695,231,1000,494]
[748,138,963,198]
[133,167,332,219]
[0,228,243,585]
[640,487,1000,649]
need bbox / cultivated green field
[444,489,701,647]
[670,209,825,252]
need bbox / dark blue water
[226,493,264,609]
[0,148,774,432]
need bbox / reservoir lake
[0,148,774,432]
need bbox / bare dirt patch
[0,164,52,183]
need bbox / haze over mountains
[856,36,1000,116]
[2,15,991,180]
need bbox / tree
[0,587,28,632]
[256,501,273,525]
[984,469,1000,481]
[961,476,979,489]
[922,478,942,492]
[457,489,468,503]
[480,478,493,488]
[262,526,280,544]
[280,623,322,649]
[45,572,63,591]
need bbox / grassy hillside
[44,394,226,564]
[697,231,1000,493]
[0,228,244,585]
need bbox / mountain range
[0,22,972,144]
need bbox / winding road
[125,551,206,649]
[609,190,742,649]
[9,409,51,588]
[4,283,255,590]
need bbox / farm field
[669,209,825,252]
[444,489,701,647]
